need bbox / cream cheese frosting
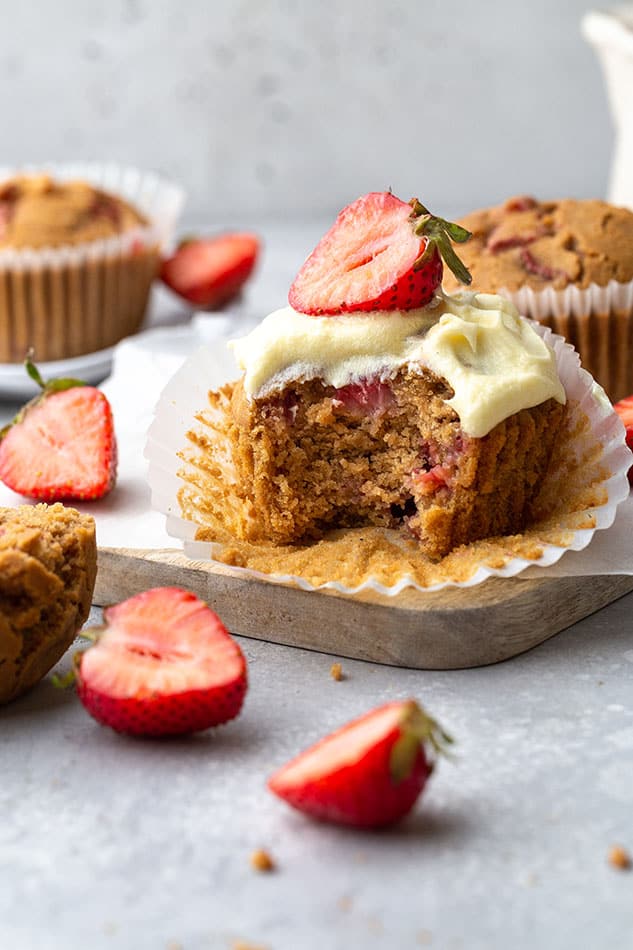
[229,291,566,438]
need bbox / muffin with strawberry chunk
[442,196,633,403]
[177,191,571,562]
[0,166,183,363]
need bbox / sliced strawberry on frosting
[289,192,471,315]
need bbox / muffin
[442,196,633,402]
[157,191,630,592]
[178,293,567,561]
[0,165,184,363]
[0,175,147,249]
[0,503,96,705]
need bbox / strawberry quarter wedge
[160,233,260,309]
[288,192,471,315]
[613,395,633,486]
[0,359,116,501]
[75,587,247,737]
[268,699,451,828]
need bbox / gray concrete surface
[1,595,633,950]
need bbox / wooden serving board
[94,548,633,670]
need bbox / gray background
[0,0,615,221]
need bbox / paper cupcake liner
[0,163,185,362]
[145,323,631,596]
[502,277,633,404]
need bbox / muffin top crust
[0,174,147,249]
[442,196,633,293]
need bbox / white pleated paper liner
[145,323,631,595]
[500,277,633,404]
[503,278,633,322]
[0,162,185,266]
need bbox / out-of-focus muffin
[442,196,633,402]
[0,166,184,364]
[0,175,147,249]
[0,503,96,705]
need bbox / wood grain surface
[94,547,633,670]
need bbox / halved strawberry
[268,699,451,828]
[160,233,260,309]
[614,395,633,486]
[0,359,116,501]
[288,192,471,315]
[74,587,247,737]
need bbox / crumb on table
[330,662,344,681]
[250,848,275,872]
[608,845,631,870]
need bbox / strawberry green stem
[51,669,77,690]
[0,355,89,441]
[389,700,454,782]
[51,628,103,689]
[24,351,86,394]
[25,352,47,390]
[409,198,473,286]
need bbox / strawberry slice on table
[613,395,633,486]
[268,699,451,828]
[160,232,260,309]
[0,359,117,501]
[74,587,247,737]
[288,192,471,315]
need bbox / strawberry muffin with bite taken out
[178,191,569,562]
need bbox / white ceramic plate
[0,346,115,399]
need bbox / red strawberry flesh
[268,699,445,828]
[289,192,443,315]
[332,379,397,415]
[77,587,247,736]
[503,195,538,213]
[613,396,633,486]
[161,233,260,308]
[0,386,116,501]
[520,248,569,282]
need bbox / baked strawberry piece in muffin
[179,192,568,560]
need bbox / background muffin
[0,164,184,364]
[0,175,147,249]
[442,196,633,403]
